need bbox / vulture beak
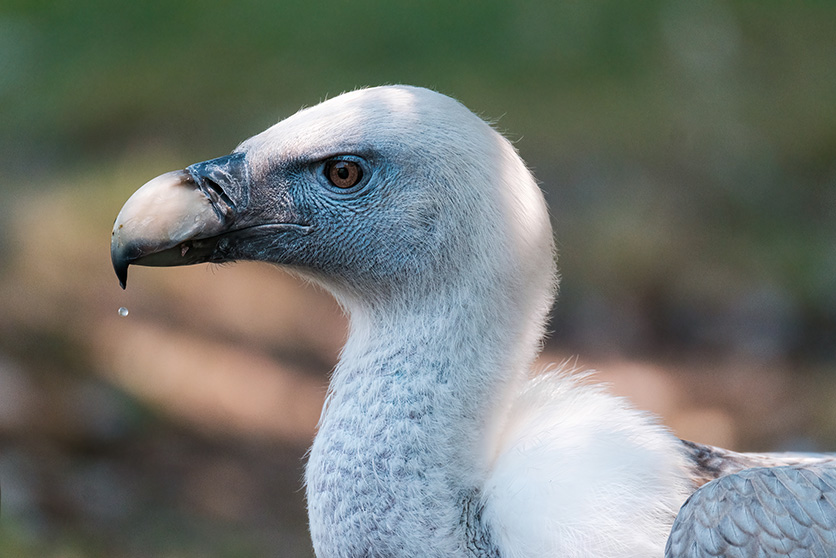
[111,153,257,289]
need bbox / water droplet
[118,307,129,317]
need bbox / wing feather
[666,466,836,558]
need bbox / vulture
[111,85,836,557]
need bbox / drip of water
[118,307,129,317]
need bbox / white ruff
[484,371,691,557]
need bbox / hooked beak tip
[111,240,131,289]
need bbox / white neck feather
[306,282,534,557]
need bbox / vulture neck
[306,279,538,557]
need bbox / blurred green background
[1,1,835,556]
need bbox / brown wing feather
[681,439,836,488]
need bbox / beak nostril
[190,173,237,223]
[202,176,236,210]
[185,152,249,220]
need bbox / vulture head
[112,85,555,334]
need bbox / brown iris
[325,160,363,189]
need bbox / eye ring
[324,159,364,189]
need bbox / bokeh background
[1,1,835,556]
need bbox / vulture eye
[324,159,364,189]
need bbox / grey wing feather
[666,465,836,557]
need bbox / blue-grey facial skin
[212,144,458,307]
[186,153,315,268]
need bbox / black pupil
[336,164,350,179]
